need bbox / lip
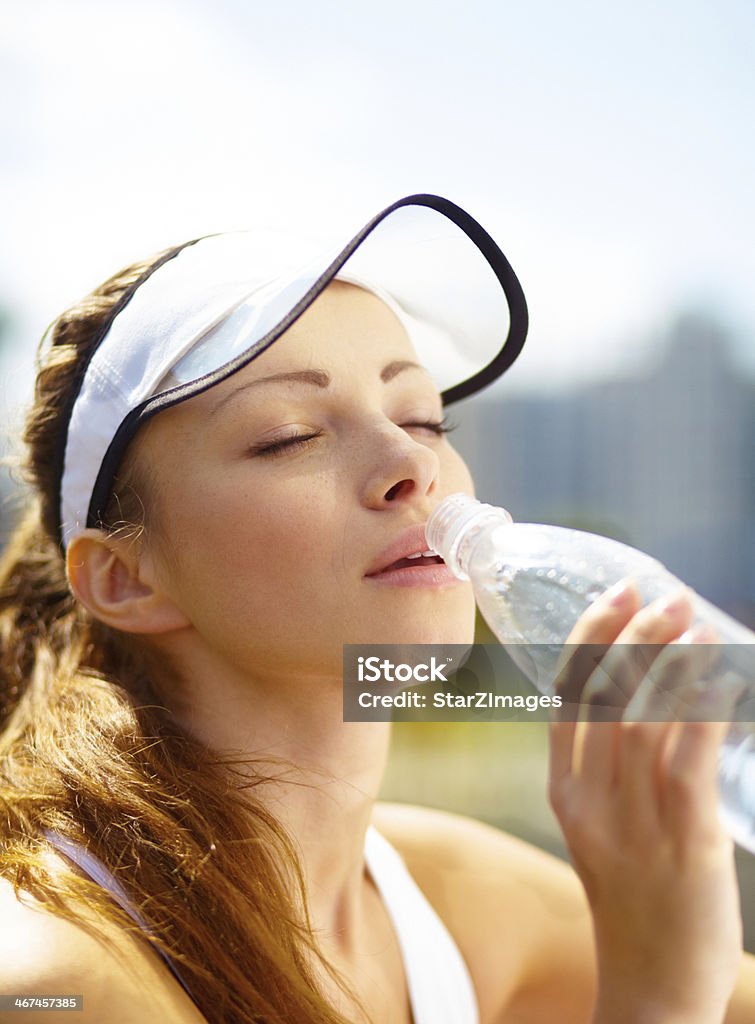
[364,522,462,589]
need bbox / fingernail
[659,589,690,619]
[605,580,633,607]
[678,623,718,645]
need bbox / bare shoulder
[371,802,596,1024]
[0,874,205,1023]
[372,799,587,904]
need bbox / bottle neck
[426,495,513,580]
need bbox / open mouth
[381,552,445,572]
[364,523,458,587]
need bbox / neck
[161,650,392,944]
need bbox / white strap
[42,830,196,1000]
[364,826,479,1024]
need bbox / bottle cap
[426,493,513,578]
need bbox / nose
[361,425,440,510]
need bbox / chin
[342,586,476,647]
[359,613,476,648]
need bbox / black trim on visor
[52,236,211,545]
[63,194,528,544]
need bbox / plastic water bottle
[426,493,755,853]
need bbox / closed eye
[250,430,324,458]
[250,417,455,458]
[401,416,456,436]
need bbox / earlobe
[66,530,190,635]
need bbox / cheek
[154,478,346,625]
[442,444,475,495]
[145,440,476,659]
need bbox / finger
[626,626,720,723]
[572,718,622,795]
[581,643,657,716]
[663,719,730,844]
[549,577,635,782]
[566,590,690,816]
[661,661,744,842]
[554,579,642,718]
[565,578,642,647]
[608,591,697,832]
[548,719,579,797]
[585,589,695,712]
[549,580,641,786]
[615,720,674,836]
[613,588,695,646]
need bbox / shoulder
[371,799,588,908]
[0,874,205,1023]
[371,802,596,1024]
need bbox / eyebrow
[209,360,427,417]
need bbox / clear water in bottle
[426,493,755,853]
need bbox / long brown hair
[0,256,360,1023]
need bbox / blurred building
[455,313,755,621]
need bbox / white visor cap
[58,195,528,548]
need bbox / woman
[0,194,753,1023]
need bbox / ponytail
[0,504,79,727]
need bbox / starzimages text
[432,692,562,710]
[357,691,562,710]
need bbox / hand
[548,580,743,1024]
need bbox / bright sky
[2,0,754,425]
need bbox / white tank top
[364,826,479,1024]
[45,826,480,1022]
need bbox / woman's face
[137,281,476,683]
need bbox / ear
[66,529,190,635]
